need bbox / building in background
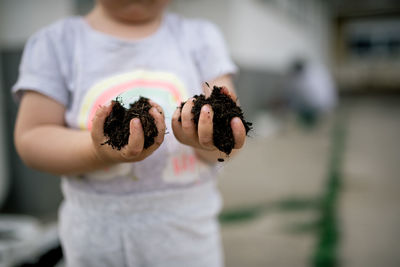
[170,0,334,120]
[332,0,400,93]
[171,0,332,71]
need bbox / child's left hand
[171,91,246,154]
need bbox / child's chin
[118,6,163,23]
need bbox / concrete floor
[218,96,400,267]
[340,97,400,267]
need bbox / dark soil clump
[181,85,252,156]
[103,97,158,150]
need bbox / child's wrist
[89,140,116,167]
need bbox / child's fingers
[148,100,165,120]
[91,104,112,143]
[122,118,144,159]
[231,117,246,149]
[138,108,166,159]
[197,105,215,150]
[181,98,197,141]
[149,107,166,146]
[221,86,238,103]
[171,106,186,144]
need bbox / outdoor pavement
[218,114,333,267]
[218,96,400,267]
[339,97,400,267]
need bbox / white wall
[0,0,74,48]
[169,0,332,72]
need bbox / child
[12,0,246,266]
[285,59,337,126]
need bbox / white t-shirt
[12,13,237,195]
[288,63,337,113]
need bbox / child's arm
[171,74,246,163]
[14,91,166,176]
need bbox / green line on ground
[219,197,320,224]
[312,115,346,267]
[219,205,264,223]
[273,197,320,212]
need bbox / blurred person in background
[285,58,337,126]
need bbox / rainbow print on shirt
[77,70,188,130]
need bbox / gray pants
[59,181,224,267]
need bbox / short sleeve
[190,21,238,82]
[12,28,69,107]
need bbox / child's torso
[58,15,216,194]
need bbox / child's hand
[171,91,246,153]
[91,101,166,164]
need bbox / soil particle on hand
[180,85,252,156]
[103,97,158,150]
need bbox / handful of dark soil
[103,97,158,150]
[181,85,252,156]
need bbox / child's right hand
[90,101,166,165]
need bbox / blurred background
[0,0,399,266]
